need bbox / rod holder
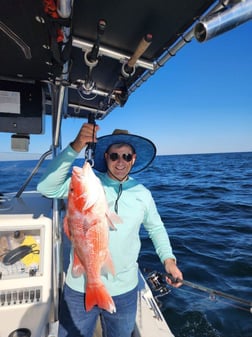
[194,0,252,42]
[122,34,152,77]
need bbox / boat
[0,1,251,336]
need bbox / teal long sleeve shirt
[37,145,176,296]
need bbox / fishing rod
[147,271,252,313]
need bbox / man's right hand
[71,123,100,153]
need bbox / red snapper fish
[64,162,121,313]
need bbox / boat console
[0,192,53,337]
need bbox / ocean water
[0,152,251,337]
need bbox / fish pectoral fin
[83,192,100,210]
[106,211,123,230]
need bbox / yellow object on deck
[21,235,40,266]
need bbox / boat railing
[15,149,52,198]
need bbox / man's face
[104,144,136,181]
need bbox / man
[37,123,183,337]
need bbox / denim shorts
[58,283,138,337]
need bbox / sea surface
[0,152,251,337]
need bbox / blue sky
[0,20,252,159]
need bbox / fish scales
[64,162,121,313]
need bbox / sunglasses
[108,152,133,162]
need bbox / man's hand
[164,258,183,288]
[71,123,100,153]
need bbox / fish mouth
[73,166,84,174]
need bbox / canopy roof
[0,0,247,123]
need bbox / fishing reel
[147,271,171,297]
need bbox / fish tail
[85,283,116,314]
